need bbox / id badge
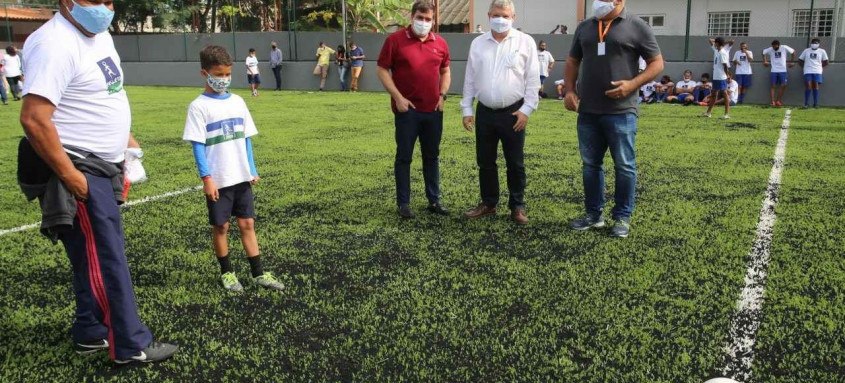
[598,42,606,56]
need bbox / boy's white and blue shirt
[183,92,259,189]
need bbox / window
[707,11,751,36]
[638,15,665,28]
[792,9,834,37]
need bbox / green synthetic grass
[0,87,840,382]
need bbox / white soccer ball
[703,378,740,383]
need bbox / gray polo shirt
[569,9,661,116]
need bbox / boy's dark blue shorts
[207,181,255,226]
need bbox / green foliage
[0,89,842,381]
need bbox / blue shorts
[804,73,823,84]
[712,80,728,91]
[676,93,692,101]
[735,74,753,87]
[247,74,261,84]
[770,72,788,85]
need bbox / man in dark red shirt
[377,0,451,219]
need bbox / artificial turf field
[0,87,842,382]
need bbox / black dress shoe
[426,203,449,215]
[398,205,415,219]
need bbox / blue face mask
[69,0,115,35]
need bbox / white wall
[474,0,842,37]
[473,0,581,34]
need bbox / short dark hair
[248,48,256,53]
[714,37,725,46]
[811,38,821,44]
[5,45,15,55]
[772,40,780,46]
[701,73,711,80]
[200,45,233,70]
[411,0,435,16]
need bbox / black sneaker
[74,339,109,355]
[114,341,179,364]
[398,205,415,219]
[570,215,606,231]
[426,203,449,216]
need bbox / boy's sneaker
[221,272,243,292]
[610,218,631,238]
[74,339,109,355]
[570,215,606,231]
[115,342,179,364]
[701,112,711,118]
[254,272,285,291]
[721,114,731,120]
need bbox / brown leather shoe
[464,203,496,219]
[511,208,529,225]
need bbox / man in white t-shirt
[537,40,554,97]
[666,69,697,105]
[798,38,830,108]
[2,45,24,101]
[704,37,731,119]
[762,40,795,107]
[18,0,177,364]
[245,48,260,97]
[732,42,753,104]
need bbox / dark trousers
[394,109,443,206]
[475,101,526,209]
[59,174,152,360]
[271,66,282,90]
[6,76,21,99]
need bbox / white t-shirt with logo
[640,81,658,98]
[728,79,739,103]
[799,48,829,75]
[183,93,258,189]
[675,79,698,93]
[1,53,22,77]
[245,56,259,75]
[733,50,754,75]
[763,45,795,73]
[22,14,130,163]
[712,46,730,81]
[538,50,554,77]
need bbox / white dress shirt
[461,29,541,117]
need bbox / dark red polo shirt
[377,27,451,113]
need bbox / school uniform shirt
[712,46,730,81]
[675,79,698,93]
[799,48,829,75]
[640,81,657,98]
[538,50,555,77]
[733,50,753,75]
[461,29,541,117]
[762,45,795,73]
[183,93,258,189]
[728,80,739,103]
[1,53,22,77]
[245,55,260,75]
[22,13,130,163]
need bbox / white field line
[720,109,792,383]
[0,185,201,238]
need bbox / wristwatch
[440,93,448,101]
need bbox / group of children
[637,37,831,117]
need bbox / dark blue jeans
[576,112,638,220]
[271,65,282,90]
[394,109,443,206]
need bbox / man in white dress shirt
[461,0,540,225]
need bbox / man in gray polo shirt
[563,0,663,238]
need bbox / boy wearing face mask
[182,45,285,294]
[798,38,829,109]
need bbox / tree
[341,0,412,32]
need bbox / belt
[479,98,524,113]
